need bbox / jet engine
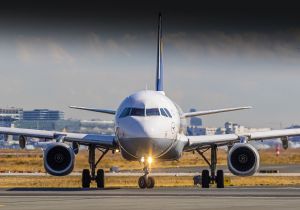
[227,143,260,176]
[44,143,75,176]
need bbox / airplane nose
[117,117,174,159]
[119,117,159,139]
[117,117,146,138]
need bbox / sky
[0,1,300,128]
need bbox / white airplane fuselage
[115,90,188,161]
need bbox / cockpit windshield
[130,108,145,116]
[119,107,172,118]
[119,107,131,118]
[146,108,160,116]
[163,108,172,118]
[160,108,168,117]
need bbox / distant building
[54,119,81,132]
[189,108,202,127]
[187,108,203,135]
[187,126,219,136]
[16,109,64,131]
[215,127,226,135]
[79,119,115,134]
[21,109,63,121]
[0,107,23,140]
[225,121,271,134]
[0,107,22,125]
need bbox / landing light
[141,157,145,163]
[147,156,153,164]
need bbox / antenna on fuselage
[155,12,164,92]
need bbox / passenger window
[146,108,160,116]
[164,108,172,118]
[160,108,168,117]
[131,108,145,116]
[119,108,131,118]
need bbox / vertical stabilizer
[156,13,164,92]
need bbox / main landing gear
[138,158,155,189]
[194,145,224,188]
[82,145,109,188]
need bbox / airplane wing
[69,106,116,115]
[0,127,117,149]
[185,128,300,150]
[181,106,252,118]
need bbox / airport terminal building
[16,109,64,131]
[0,107,23,141]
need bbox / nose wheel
[138,163,155,189]
[138,175,155,189]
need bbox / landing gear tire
[147,176,155,189]
[82,169,91,188]
[216,170,224,188]
[96,169,105,188]
[138,176,147,189]
[202,170,210,188]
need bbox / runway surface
[125,164,300,173]
[2,164,299,177]
[0,187,299,210]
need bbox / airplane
[1,13,300,189]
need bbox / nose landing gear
[138,159,155,189]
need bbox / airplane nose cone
[117,117,147,138]
[118,117,162,139]
[117,117,174,159]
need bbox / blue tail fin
[156,13,164,92]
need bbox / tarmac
[0,187,299,210]
[1,163,300,176]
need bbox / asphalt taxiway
[0,187,299,210]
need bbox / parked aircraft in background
[1,13,300,189]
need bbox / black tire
[138,176,147,189]
[96,169,105,188]
[216,170,224,188]
[82,169,91,188]
[147,176,155,188]
[202,170,210,188]
[193,175,201,185]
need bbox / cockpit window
[160,108,168,117]
[146,108,160,116]
[130,108,145,116]
[119,108,131,118]
[119,107,171,118]
[164,108,172,118]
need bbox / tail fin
[156,13,164,92]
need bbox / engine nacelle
[228,143,260,176]
[44,143,75,176]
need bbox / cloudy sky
[0,1,300,128]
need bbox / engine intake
[44,143,75,176]
[228,143,260,176]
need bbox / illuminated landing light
[141,157,145,163]
[147,156,153,164]
[115,149,120,153]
